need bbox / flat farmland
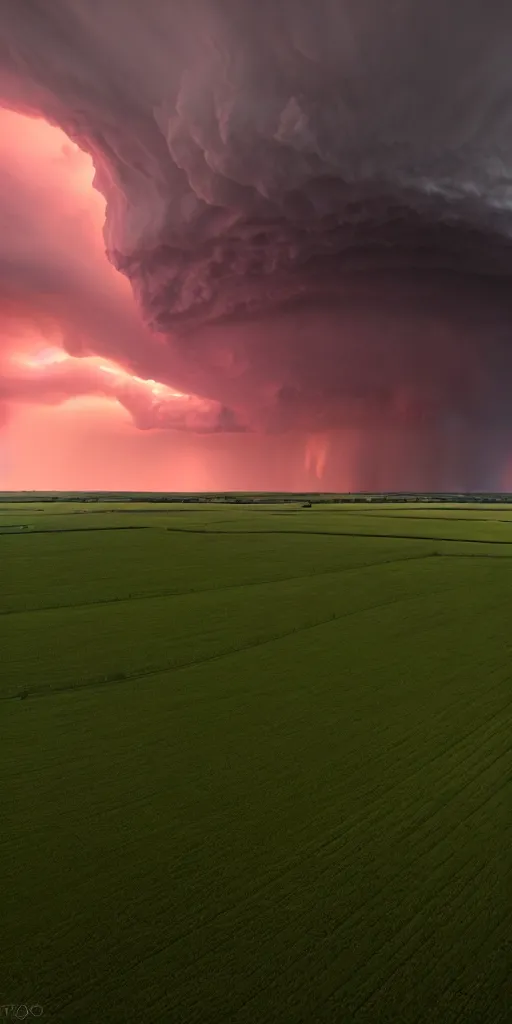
[1,502,511,1023]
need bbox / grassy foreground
[1,501,511,1023]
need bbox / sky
[1,1,512,492]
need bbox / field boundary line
[3,522,512,546]
[161,526,512,545]
[11,577,479,701]
[0,524,150,536]
[0,552,436,618]
[337,510,512,523]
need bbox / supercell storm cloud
[1,0,512,488]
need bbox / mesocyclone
[1,0,512,487]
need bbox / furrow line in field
[378,742,511,848]
[339,868,508,1020]
[394,904,510,1020]
[166,833,504,1020]
[67,749,509,1005]
[443,924,511,1024]
[232,784,510,1019]
[277,762,511,967]
[299,700,512,857]
[162,712,511,947]
[18,733,509,1019]
[229,853,497,1022]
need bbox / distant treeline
[1,492,512,505]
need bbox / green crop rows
[1,502,510,1023]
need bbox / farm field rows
[2,501,511,1023]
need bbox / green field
[2,502,511,1023]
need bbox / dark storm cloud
[1,0,512,472]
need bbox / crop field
[1,501,511,1023]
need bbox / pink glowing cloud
[2,343,235,432]
[0,108,339,490]
[0,109,242,473]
